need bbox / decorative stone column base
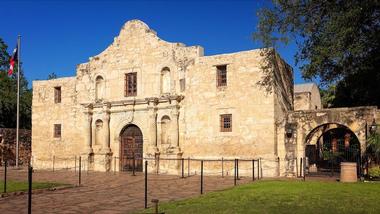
[87,148,94,154]
[93,152,113,172]
[88,153,94,171]
[154,150,160,174]
[159,148,183,175]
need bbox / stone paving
[0,168,253,213]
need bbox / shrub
[368,166,380,178]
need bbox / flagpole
[16,35,21,168]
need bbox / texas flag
[8,45,18,75]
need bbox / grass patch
[142,180,380,214]
[0,180,66,193]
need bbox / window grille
[54,124,61,138]
[216,65,227,87]
[54,87,61,103]
[125,72,137,96]
[220,114,232,132]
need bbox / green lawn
[0,180,66,193]
[142,180,380,214]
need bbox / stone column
[85,108,93,154]
[170,99,182,175]
[172,105,180,148]
[148,99,160,171]
[148,99,158,149]
[296,126,305,176]
[102,103,111,153]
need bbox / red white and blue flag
[8,44,18,75]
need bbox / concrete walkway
[0,168,252,213]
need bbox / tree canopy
[0,38,32,129]
[255,0,380,107]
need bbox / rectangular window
[180,78,186,92]
[220,114,232,132]
[54,124,61,138]
[125,72,137,97]
[216,65,227,87]
[54,87,61,103]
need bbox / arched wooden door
[120,125,143,172]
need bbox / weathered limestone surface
[33,19,379,178]
[32,20,292,176]
[283,106,378,176]
[294,83,322,111]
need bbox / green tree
[320,85,336,108]
[367,133,380,164]
[254,0,380,107]
[0,38,32,129]
[47,72,57,80]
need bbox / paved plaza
[0,168,252,213]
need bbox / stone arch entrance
[120,124,143,172]
[304,123,361,175]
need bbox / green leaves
[0,38,32,129]
[255,0,380,107]
[367,133,380,163]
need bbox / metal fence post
[3,160,7,193]
[113,157,116,175]
[79,156,82,186]
[260,158,263,179]
[181,158,184,178]
[200,160,204,194]
[132,156,136,176]
[277,157,280,176]
[156,155,160,175]
[52,155,55,172]
[74,156,77,174]
[296,157,299,177]
[187,157,190,177]
[303,157,306,181]
[300,157,303,178]
[28,164,33,214]
[257,159,260,180]
[234,159,237,186]
[236,159,240,180]
[86,158,89,175]
[331,156,334,177]
[152,199,159,214]
[144,160,148,209]
[252,159,255,181]
[221,157,224,178]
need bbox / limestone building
[294,83,321,110]
[32,20,379,177]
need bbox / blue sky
[2,0,306,87]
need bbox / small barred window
[54,87,61,103]
[125,72,137,97]
[220,114,232,132]
[54,124,61,138]
[216,65,227,87]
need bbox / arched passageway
[120,124,143,172]
[305,123,361,175]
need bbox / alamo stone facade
[32,20,379,177]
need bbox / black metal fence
[304,139,362,178]
[1,156,282,213]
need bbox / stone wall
[32,20,294,177]
[284,106,378,176]
[182,50,285,176]
[32,77,85,165]
[0,128,31,165]
[294,84,322,111]
[272,52,294,176]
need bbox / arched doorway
[120,124,143,172]
[305,123,361,175]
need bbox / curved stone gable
[76,19,202,77]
